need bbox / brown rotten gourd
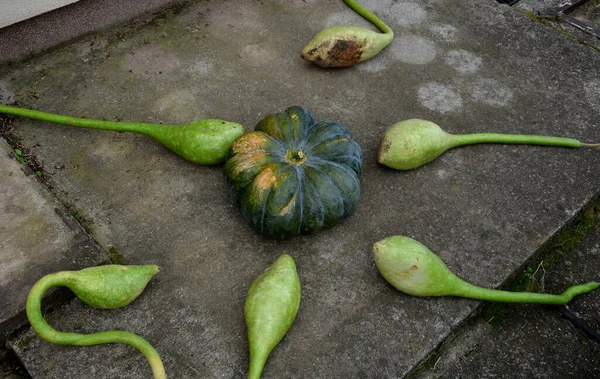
[224,106,362,239]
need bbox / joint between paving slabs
[520,10,600,54]
[405,194,600,378]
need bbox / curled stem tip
[26,266,166,379]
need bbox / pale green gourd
[26,265,166,379]
[0,104,244,165]
[301,0,394,67]
[373,236,598,304]
[378,119,600,171]
[245,254,301,379]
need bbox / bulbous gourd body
[373,236,461,297]
[146,120,244,165]
[64,264,160,309]
[25,264,166,379]
[224,106,363,239]
[0,104,244,165]
[245,254,301,379]
[378,119,455,171]
[301,26,393,68]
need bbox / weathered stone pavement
[1,0,599,378]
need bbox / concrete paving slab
[0,137,107,334]
[0,0,187,65]
[410,203,600,379]
[2,0,600,378]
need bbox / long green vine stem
[450,279,599,305]
[373,236,599,304]
[0,103,244,165]
[26,267,166,379]
[451,133,582,148]
[377,119,600,170]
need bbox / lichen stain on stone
[389,2,428,26]
[470,78,513,107]
[393,35,437,65]
[444,50,482,74]
[303,39,364,68]
[583,79,600,107]
[418,82,463,114]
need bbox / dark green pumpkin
[224,106,363,239]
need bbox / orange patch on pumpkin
[254,166,278,190]
[232,153,269,175]
[232,132,270,155]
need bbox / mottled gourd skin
[378,119,455,171]
[245,254,301,379]
[224,106,363,239]
[301,26,393,68]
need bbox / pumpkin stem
[286,149,307,165]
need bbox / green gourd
[373,236,598,304]
[0,104,244,165]
[245,254,301,379]
[26,264,166,379]
[378,119,600,171]
[301,0,394,67]
[224,106,362,239]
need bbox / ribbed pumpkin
[224,106,363,239]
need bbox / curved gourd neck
[450,132,581,148]
[344,0,393,36]
[25,272,167,379]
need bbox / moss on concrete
[521,10,600,54]
[107,246,127,265]
[482,197,599,326]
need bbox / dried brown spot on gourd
[306,39,365,68]
[232,132,271,155]
[254,166,278,190]
[377,140,391,163]
[395,269,413,280]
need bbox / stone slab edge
[0,136,109,336]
